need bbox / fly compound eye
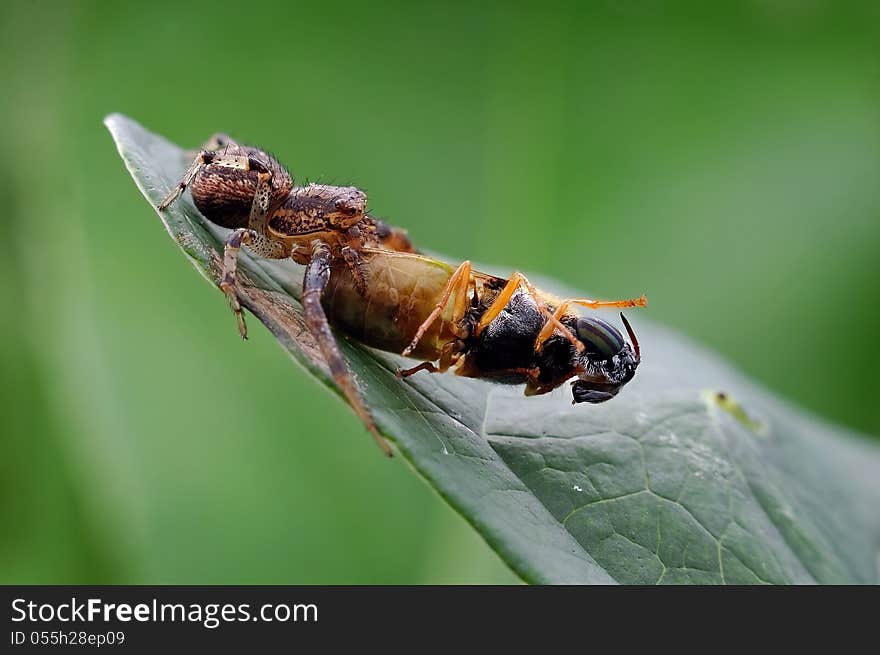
[575,317,625,360]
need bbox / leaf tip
[103,112,127,132]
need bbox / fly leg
[401,260,473,357]
[396,361,439,377]
[568,295,647,310]
[474,272,583,352]
[532,301,578,352]
[455,363,542,386]
[532,294,648,351]
[303,241,392,457]
[397,340,464,378]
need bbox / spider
[159,133,415,455]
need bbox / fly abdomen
[321,250,461,361]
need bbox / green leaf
[106,113,880,584]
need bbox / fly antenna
[620,313,640,362]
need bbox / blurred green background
[1,0,878,584]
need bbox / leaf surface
[106,114,880,584]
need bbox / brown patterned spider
[159,134,414,455]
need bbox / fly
[322,248,646,407]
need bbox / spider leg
[303,241,392,456]
[340,246,368,296]
[219,228,258,339]
[215,172,290,338]
[203,132,239,152]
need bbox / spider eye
[575,317,625,360]
[334,199,360,216]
